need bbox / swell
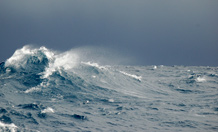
[0,45,144,98]
[2,46,218,131]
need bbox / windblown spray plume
[0,46,218,131]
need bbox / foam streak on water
[0,46,218,132]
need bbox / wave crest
[4,45,80,79]
[1,45,145,98]
[5,46,51,69]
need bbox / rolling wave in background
[0,45,218,132]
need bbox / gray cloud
[0,0,218,66]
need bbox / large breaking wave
[0,45,218,131]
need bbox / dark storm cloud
[0,0,218,66]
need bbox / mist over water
[0,46,218,131]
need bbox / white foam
[24,81,48,93]
[160,65,164,67]
[39,46,54,60]
[5,68,11,73]
[153,65,157,70]
[0,121,18,132]
[5,45,53,68]
[41,50,79,78]
[84,100,90,104]
[196,76,206,82]
[24,87,41,93]
[4,46,80,78]
[5,45,32,68]
[41,107,55,113]
[108,99,114,102]
[81,61,107,70]
[120,71,142,81]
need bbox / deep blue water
[0,46,218,132]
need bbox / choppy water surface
[0,46,218,132]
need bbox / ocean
[0,46,218,132]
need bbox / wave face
[0,46,218,132]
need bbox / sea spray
[0,45,218,132]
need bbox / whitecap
[120,71,142,81]
[153,65,157,70]
[5,45,53,68]
[81,61,107,70]
[196,76,206,82]
[0,121,18,132]
[24,87,41,93]
[5,45,32,68]
[41,50,79,78]
[108,99,114,102]
[41,107,55,113]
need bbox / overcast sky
[0,0,218,66]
